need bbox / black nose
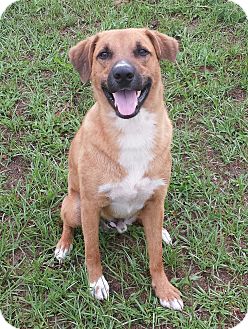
[112,61,135,86]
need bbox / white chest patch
[99,109,165,219]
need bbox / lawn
[0,0,247,328]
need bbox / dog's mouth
[102,79,152,119]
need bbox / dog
[55,28,183,311]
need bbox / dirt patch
[188,17,199,31]
[60,26,78,38]
[7,247,33,267]
[0,212,13,224]
[225,159,247,179]
[1,125,12,145]
[150,19,159,30]
[0,127,29,190]
[1,125,25,147]
[225,54,245,63]
[199,65,215,72]
[114,0,131,6]
[92,19,101,28]
[40,69,53,79]
[109,275,122,293]
[15,98,28,116]
[227,87,247,101]
[204,146,247,187]
[10,248,26,266]
[220,27,241,44]
[242,273,248,287]
[1,155,29,190]
[222,312,246,329]
[192,270,210,292]
[54,100,73,116]
[47,315,75,329]
[174,94,185,103]
[195,306,211,321]
[19,52,34,62]
[215,268,234,284]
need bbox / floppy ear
[145,30,179,62]
[69,35,98,83]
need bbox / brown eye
[138,48,149,56]
[134,47,150,57]
[98,51,111,60]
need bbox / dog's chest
[99,110,164,219]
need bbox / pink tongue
[113,90,138,116]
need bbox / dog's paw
[160,297,184,311]
[162,228,172,245]
[90,275,109,300]
[54,243,72,263]
[116,221,127,233]
[154,280,183,311]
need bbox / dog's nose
[112,61,135,86]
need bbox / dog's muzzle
[102,60,152,119]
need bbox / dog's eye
[98,51,111,60]
[137,48,149,57]
[138,48,149,56]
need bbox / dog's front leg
[81,199,109,300]
[140,195,183,311]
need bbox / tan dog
[55,28,183,310]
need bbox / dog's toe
[160,297,184,311]
[54,244,72,262]
[162,228,172,245]
[170,298,184,310]
[116,223,127,233]
[90,275,109,300]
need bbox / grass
[0,0,247,328]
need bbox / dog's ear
[145,30,179,62]
[69,35,98,83]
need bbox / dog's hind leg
[55,190,81,262]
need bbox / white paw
[90,275,109,300]
[54,245,72,262]
[162,228,172,245]
[116,221,127,233]
[160,298,184,310]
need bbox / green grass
[0,0,247,328]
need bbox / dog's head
[69,28,178,119]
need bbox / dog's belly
[100,177,164,219]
